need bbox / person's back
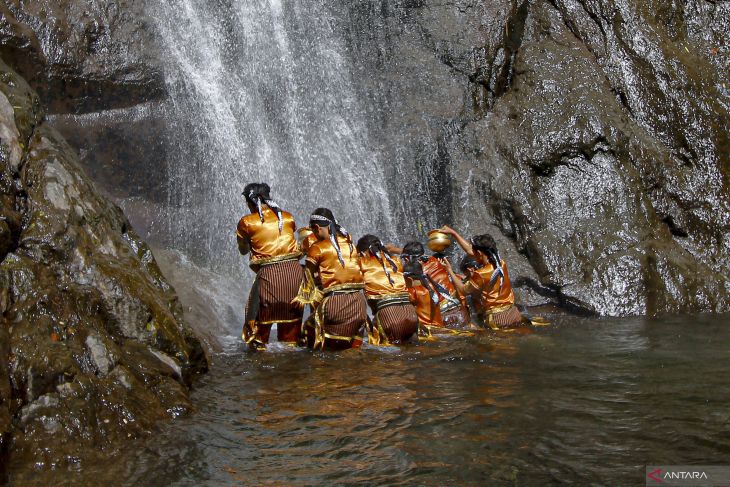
[237,183,305,350]
[302,208,367,350]
[407,284,444,328]
[237,207,298,264]
[357,234,418,345]
[421,256,454,293]
[471,259,515,310]
[359,253,407,297]
[306,235,363,291]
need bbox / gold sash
[249,251,303,271]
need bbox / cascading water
[148,0,394,283]
[145,0,400,336]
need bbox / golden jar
[427,230,452,252]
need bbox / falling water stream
[149,0,394,280]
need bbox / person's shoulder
[475,264,495,280]
[237,213,254,235]
[307,239,327,257]
[241,212,258,226]
[361,253,377,265]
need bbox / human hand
[439,225,454,235]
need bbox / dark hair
[356,234,381,254]
[403,260,424,278]
[308,207,353,266]
[471,234,501,269]
[471,234,497,254]
[243,182,271,204]
[309,207,335,227]
[242,182,283,232]
[357,233,398,284]
[459,256,480,274]
[402,241,425,257]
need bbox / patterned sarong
[481,304,525,330]
[367,293,419,345]
[305,287,367,350]
[243,259,305,349]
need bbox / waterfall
[148,0,394,285]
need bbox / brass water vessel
[427,230,452,252]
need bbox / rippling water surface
[67,314,730,485]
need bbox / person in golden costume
[357,235,418,344]
[403,260,444,334]
[236,183,305,349]
[439,227,524,329]
[391,241,469,329]
[458,255,484,326]
[302,208,367,350]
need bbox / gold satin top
[300,232,319,254]
[465,260,515,310]
[306,235,363,291]
[359,254,407,297]
[236,207,298,262]
[408,285,444,327]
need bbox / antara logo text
[647,468,709,483]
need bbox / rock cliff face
[0,59,206,480]
[337,0,730,315]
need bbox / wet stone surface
[337,0,730,315]
[0,58,206,479]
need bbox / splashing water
[148,0,394,284]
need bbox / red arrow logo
[647,469,664,483]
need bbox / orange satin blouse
[408,285,444,327]
[421,256,457,297]
[306,236,363,290]
[300,232,319,253]
[465,260,515,310]
[236,206,299,262]
[359,254,407,297]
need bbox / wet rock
[0,1,168,211]
[0,0,165,114]
[0,58,206,476]
[341,0,730,315]
[85,333,116,376]
[47,102,170,203]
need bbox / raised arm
[384,243,403,254]
[441,258,468,296]
[439,225,474,256]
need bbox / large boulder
[0,58,206,478]
[339,0,730,315]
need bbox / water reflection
[10,314,730,485]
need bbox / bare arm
[384,243,403,254]
[441,258,469,296]
[439,225,474,256]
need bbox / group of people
[236,183,538,351]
